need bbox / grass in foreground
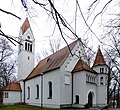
[0,105,57,110]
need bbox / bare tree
[0,37,16,88]
[103,16,120,107]
[40,37,62,58]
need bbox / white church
[3,18,108,108]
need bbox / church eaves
[21,18,30,34]
[93,47,106,67]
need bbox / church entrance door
[88,92,93,107]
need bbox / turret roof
[93,47,106,67]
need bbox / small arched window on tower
[30,44,32,52]
[28,43,30,51]
[25,42,27,50]
[100,68,104,73]
[100,76,104,85]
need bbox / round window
[27,36,30,39]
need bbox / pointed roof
[93,47,106,67]
[4,82,21,91]
[72,59,95,73]
[25,40,78,80]
[21,18,30,34]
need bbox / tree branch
[0,8,21,20]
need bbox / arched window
[100,76,104,85]
[105,77,107,85]
[27,86,30,99]
[90,76,92,82]
[28,43,30,51]
[48,81,52,99]
[100,68,104,73]
[5,92,8,98]
[93,77,95,83]
[75,95,79,104]
[86,74,88,82]
[36,84,39,99]
[30,44,32,52]
[25,42,27,50]
[88,75,90,82]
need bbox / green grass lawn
[0,105,57,110]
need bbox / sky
[0,0,119,59]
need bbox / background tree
[0,37,16,88]
[102,11,120,107]
[39,37,62,58]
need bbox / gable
[25,40,78,80]
[72,59,96,73]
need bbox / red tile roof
[4,82,21,91]
[26,40,78,80]
[93,47,106,67]
[21,18,30,34]
[72,59,95,73]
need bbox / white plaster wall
[96,73,108,106]
[25,69,60,108]
[96,85,107,107]
[86,82,97,105]
[73,71,97,107]
[43,69,60,108]
[25,76,41,106]
[3,91,21,104]
[73,71,86,105]
[19,80,24,103]
[60,70,72,105]
[18,51,35,80]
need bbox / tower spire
[93,46,106,67]
[21,17,30,34]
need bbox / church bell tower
[18,18,35,81]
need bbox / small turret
[92,47,108,106]
[92,47,108,74]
